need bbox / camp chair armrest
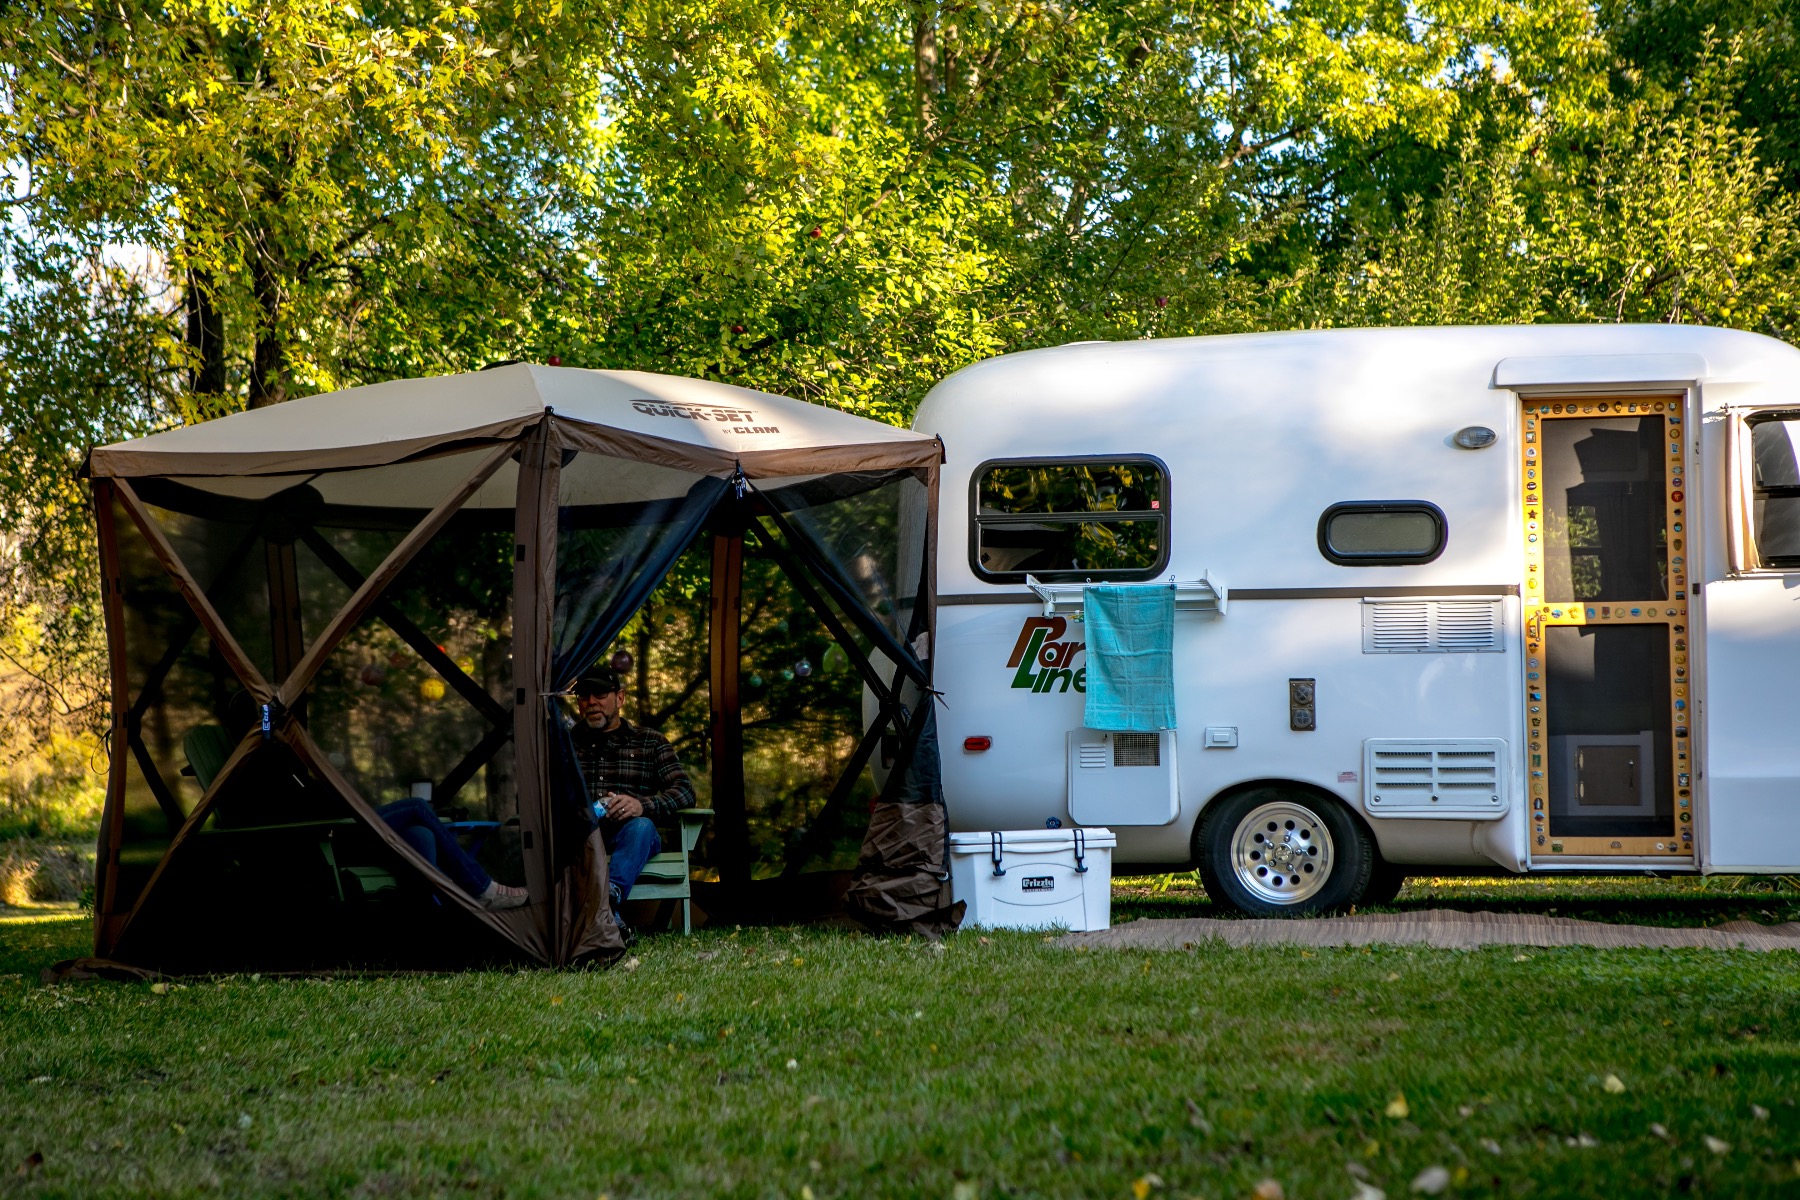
[675,808,711,853]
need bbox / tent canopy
[86,364,938,482]
[86,366,950,973]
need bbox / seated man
[377,797,528,912]
[570,667,695,929]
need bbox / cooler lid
[948,828,1117,850]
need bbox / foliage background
[3,0,1799,836]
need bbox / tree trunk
[912,0,940,135]
[183,266,226,396]
[635,602,653,718]
[248,243,287,407]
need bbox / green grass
[3,880,1799,1198]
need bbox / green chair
[626,808,712,934]
[181,724,236,793]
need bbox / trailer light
[963,736,993,752]
[1454,425,1497,449]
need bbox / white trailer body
[910,325,1800,909]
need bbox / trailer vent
[1067,730,1179,826]
[1112,733,1161,767]
[1362,599,1502,653]
[1363,739,1509,820]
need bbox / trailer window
[1318,502,1446,565]
[1750,413,1800,568]
[972,458,1168,581]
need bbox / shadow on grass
[1113,872,1800,929]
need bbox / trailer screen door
[1522,398,1691,859]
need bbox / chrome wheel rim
[1231,800,1334,905]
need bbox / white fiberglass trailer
[913,324,1800,914]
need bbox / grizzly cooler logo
[630,399,779,435]
[1006,616,1087,694]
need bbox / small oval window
[1318,501,1446,565]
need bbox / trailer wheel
[1196,787,1371,917]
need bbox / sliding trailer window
[971,456,1168,582]
[1747,411,1800,569]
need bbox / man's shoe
[478,881,529,911]
[613,909,638,949]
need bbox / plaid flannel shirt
[570,719,696,820]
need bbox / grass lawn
[3,878,1798,1198]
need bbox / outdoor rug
[1067,908,1800,952]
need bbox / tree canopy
[3,0,1799,783]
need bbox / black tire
[1196,786,1372,917]
[1360,858,1407,907]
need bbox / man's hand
[605,793,645,821]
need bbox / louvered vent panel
[1077,742,1109,769]
[1113,733,1161,767]
[1368,602,1432,651]
[1362,599,1502,654]
[1363,739,1508,819]
[1435,602,1501,651]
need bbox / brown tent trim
[107,726,264,956]
[707,522,748,886]
[86,415,544,479]
[105,438,532,960]
[511,421,556,944]
[113,480,275,702]
[283,722,546,961]
[89,411,938,483]
[91,481,131,938]
[550,414,941,479]
[275,441,514,708]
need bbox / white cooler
[949,828,1115,931]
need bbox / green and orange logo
[1007,617,1087,694]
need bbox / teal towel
[1082,583,1176,732]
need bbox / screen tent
[82,365,950,971]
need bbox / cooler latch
[990,831,1006,877]
[1073,827,1089,873]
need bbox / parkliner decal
[1007,616,1087,694]
[630,399,780,434]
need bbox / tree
[0,0,604,793]
[1287,39,1800,340]
[535,0,1604,420]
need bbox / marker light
[1454,426,1497,449]
[963,736,993,752]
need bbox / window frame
[1738,408,1800,572]
[1316,500,1448,567]
[969,453,1171,583]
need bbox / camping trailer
[913,324,1800,915]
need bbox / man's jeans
[377,798,493,899]
[604,816,662,907]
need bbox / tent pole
[265,539,305,688]
[91,480,131,955]
[708,513,749,888]
[112,480,273,701]
[511,419,555,952]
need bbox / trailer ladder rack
[1024,573,1227,618]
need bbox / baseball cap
[574,666,623,696]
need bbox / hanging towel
[1082,583,1176,732]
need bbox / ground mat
[1068,907,1800,952]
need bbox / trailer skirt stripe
[938,585,1518,605]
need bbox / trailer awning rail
[1024,573,1227,618]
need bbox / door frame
[1517,387,1699,866]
